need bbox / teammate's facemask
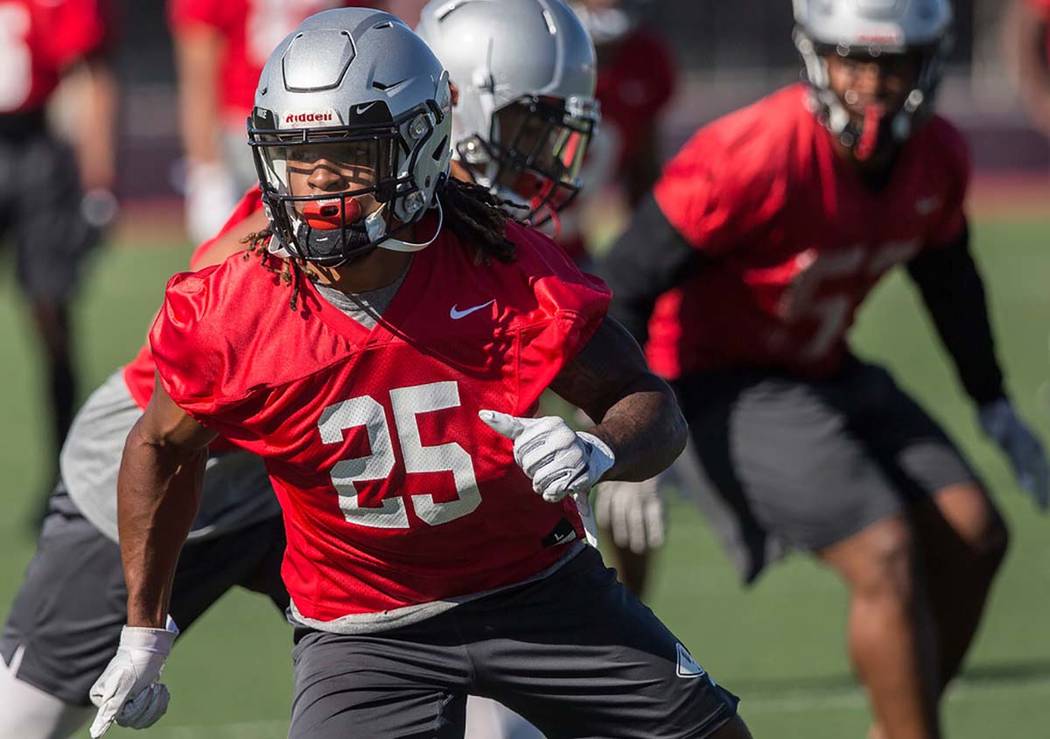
[796,29,948,163]
[458,95,597,226]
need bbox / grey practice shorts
[0,489,288,705]
[676,359,979,583]
[0,131,100,303]
[290,548,739,739]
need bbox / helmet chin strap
[377,199,445,253]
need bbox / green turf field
[1,216,1048,737]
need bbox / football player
[89,9,751,738]
[598,1,1048,737]
[1004,0,1050,134]
[0,0,117,524]
[418,0,599,231]
[169,0,361,243]
[0,191,286,739]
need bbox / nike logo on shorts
[450,300,495,320]
[675,643,707,679]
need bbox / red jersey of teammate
[1028,0,1050,64]
[150,223,610,622]
[0,0,110,114]
[647,83,969,381]
[123,186,264,411]
[594,26,677,176]
[167,0,348,126]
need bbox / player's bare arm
[550,316,688,482]
[173,24,224,167]
[1004,0,1050,133]
[117,377,216,628]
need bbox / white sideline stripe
[128,674,1050,734]
[742,672,1050,715]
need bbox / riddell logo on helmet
[284,112,334,124]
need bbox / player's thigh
[288,627,470,739]
[12,136,98,304]
[471,548,740,739]
[0,496,127,705]
[678,370,907,578]
[849,362,979,501]
[847,365,1006,556]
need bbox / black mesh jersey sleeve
[906,222,1006,406]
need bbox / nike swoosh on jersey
[450,300,495,320]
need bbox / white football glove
[479,410,615,502]
[595,476,666,554]
[979,398,1050,511]
[89,618,179,737]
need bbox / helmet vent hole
[373,21,394,30]
[432,136,448,160]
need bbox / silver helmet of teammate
[248,8,453,265]
[793,0,953,156]
[416,0,599,222]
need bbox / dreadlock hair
[241,227,313,312]
[435,177,520,264]
[241,178,520,312]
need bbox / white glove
[595,476,666,554]
[479,410,615,502]
[183,159,237,245]
[89,618,179,737]
[979,398,1050,511]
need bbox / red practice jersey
[123,186,264,411]
[594,27,677,176]
[168,0,346,126]
[150,224,610,623]
[648,83,969,380]
[1029,0,1050,64]
[0,0,110,114]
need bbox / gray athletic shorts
[675,358,979,583]
[0,488,288,705]
[0,124,100,303]
[290,547,739,739]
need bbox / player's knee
[933,483,1010,571]
[838,517,918,604]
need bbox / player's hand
[479,410,615,502]
[89,619,179,737]
[595,476,666,554]
[979,398,1050,511]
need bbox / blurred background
[1,0,1048,737]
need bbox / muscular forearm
[117,419,206,627]
[551,316,688,482]
[587,376,687,482]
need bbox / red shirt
[150,223,610,622]
[123,186,264,411]
[647,84,969,380]
[594,27,677,175]
[0,0,110,114]
[168,0,346,125]
[1029,0,1050,63]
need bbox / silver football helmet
[248,8,453,265]
[417,0,599,224]
[793,0,953,157]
